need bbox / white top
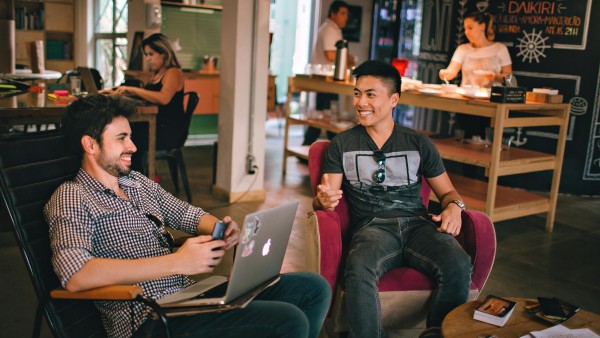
[311,18,343,66]
[451,42,512,87]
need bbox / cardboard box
[526,92,563,103]
[490,86,526,103]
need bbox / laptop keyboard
[191,281,229,299]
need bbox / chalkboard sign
[492,0,591,51]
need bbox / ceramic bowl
[461,85,479,97]
[441,84,457,94]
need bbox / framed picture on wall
[342,5,362,42]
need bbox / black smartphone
[212,220,227,241]
[537,297,567,320]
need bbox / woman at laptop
[102,33,185,172]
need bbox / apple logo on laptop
[262,239,272,256]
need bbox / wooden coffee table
[442,297,600,338]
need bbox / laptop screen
[77,67,98,95]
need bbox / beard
[98,151,133,177]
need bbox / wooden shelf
[430,174,549,222]
[286,146,310,160]
[287,115,356,134]
[431,138,556,175]
[13,1,75,73]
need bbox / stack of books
[473,295,516,327]
[48,92,77,105]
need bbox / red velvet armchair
[305,140,496,333]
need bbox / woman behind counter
[106,33,185,172]
[439,11,512,87]
[439,11,513,143]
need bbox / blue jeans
[134,272,331,338]
[344,216,472,338]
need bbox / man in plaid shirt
[45,95,331,338]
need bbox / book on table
[473,295,517,327]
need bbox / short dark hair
[61,95,136,157]
[352,60,402,95]
[328,1,349,17]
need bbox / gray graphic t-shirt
[323,124,445,229]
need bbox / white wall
[214,0,269,201]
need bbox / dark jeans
[344,216,472,338]
[134,272,331,338]
[302,93,338,146]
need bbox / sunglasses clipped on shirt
[146,213,175,249]
[372,150,386,184]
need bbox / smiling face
[143,45,166,72]
[464,17,487,43]
[95,116,137,177]
[353,75,399,129]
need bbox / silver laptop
[157,200,299,308]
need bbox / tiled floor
[1,120,599,337]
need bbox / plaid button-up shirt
[45,169,207,337]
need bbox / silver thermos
[334,39,348,81]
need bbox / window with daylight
[94,0,128,87]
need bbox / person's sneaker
[419,327,441,338]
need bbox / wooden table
[0,92,158,177]
[442,298,600,338]
[283,76,570,231]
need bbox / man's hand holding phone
[212,217,240,250]
[212,221,227,240]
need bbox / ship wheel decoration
[516,28,549,63]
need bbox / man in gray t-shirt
[313,60,472,338]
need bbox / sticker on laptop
[241,215,263,257]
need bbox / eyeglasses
[372,151,386,184]
[146,213,174,249]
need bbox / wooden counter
[284,76,570,231]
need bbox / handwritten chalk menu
[492,0,591,50]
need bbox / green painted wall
[189,114,218,135]
[161,6,221,71]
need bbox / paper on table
[522,324,600,338]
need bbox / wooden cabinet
[283,76,570,232]
[183,74,220,115]
[124,70,220,115]
[125,71,273,115]
[14,0,75,74]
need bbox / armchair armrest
[51,285,172,332]
[459,210,496,291]
[306,210,343,293]
[50,285,143,300]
